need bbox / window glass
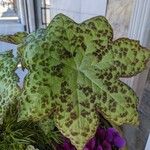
[0,0,18,19]
[39,0,107,28]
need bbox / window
[0,0,25,35]
[0,0,18,19]
[36,0,107,28]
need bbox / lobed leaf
[18,14,150,150]
[0,50,19,121]
[0,32,28,45]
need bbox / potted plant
[0,14,149,150]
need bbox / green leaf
[0,50,19,121]
[18,14,150,150]
[0,32,28,45]
[26,145,39,150]
[18,29,46,68]
[0,101,62,150]
[39,116,63,144]
[18,28,53,120]
[0,102,34,150]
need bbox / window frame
[0,0,36,34]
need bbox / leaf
[26,145,39,150]
[18,29,46,68]
[18,28,53,120]
[18,14,150,150]
[38,116,63,144]
[0,101,63,150]
[0,32,28,45]
[0,50,19,121]
[0,102,34,150]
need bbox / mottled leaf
[18,14,150,150]
[0,32,28,45]
[0,50,19,121]
[18,29,51,120]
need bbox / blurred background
[0,0,150,149]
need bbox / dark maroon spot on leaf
[81,109,90,117]
[51,63,64,77]
[70,112,78,120]
[65,120,73,127]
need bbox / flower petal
[102,140,112,150]
[96,128,106,141]
[84,137,96,150]
[97,145,103,150]
[113,135,126,148]
[63,141,71,150]
[105,128,115,143]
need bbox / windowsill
[0,22,24,34]
[0,17,19,23]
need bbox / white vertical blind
[126,0,150,98]
[145,133,150,150]
[50,0,107,23]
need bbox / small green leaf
[0,32,28,45]
[18,29,53,120]
[18,14,150,150]
[0,50,19,121]
[17,30,46,70]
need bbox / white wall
[50,0,107,22]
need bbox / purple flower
[105,128,126,148]
[56,137,76,150]
[96,128,106,142]
[105,128,115,143]
[113,134,126,148]
[97,145,103,150]
[102,140,112,150]
[84,137,96,150]
[63,143,70,149]
[57,127,126,150]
